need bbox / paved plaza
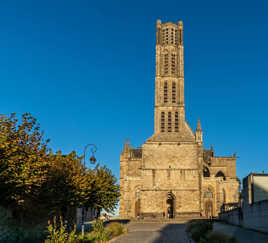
[112,222,268,243]
[112,222,189,243]
[213,222,268,243]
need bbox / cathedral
[119,20,239,219]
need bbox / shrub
[206,231,237,243]
[82,220,127,243]
[186,220,213,242]
[90,219,110,243]
[45,216,77,243]
[105,222,127,237]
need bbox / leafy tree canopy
[0,113,119,223]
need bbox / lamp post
[83,144,97,166]
[81,144,97,235]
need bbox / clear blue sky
[1,0,268,184]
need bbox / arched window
[171,28,174,44]
[164,81,168,103]
[204,188,213,198]
[164,54,169,74]
[161,112,165,132]
[162,29,165,44]
[175,112,179,132]
[215,171,226,180]
[168,112,172,132]
[171,54,176,75]
[175,29,178,45]
[172,82,176,103]
[165,28,169,44]
[203,167,210,177]
[136,189,140,199]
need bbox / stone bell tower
[149,20,194,142]
[154,20,184,134]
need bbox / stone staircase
[130,216,207,224]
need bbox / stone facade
[119,20,240,219]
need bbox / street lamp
[81,144,97,235]
[83,144,97,166]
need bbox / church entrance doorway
[166,191,175,219]
[204,200,213,218]
[135,199,140,218]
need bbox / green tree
[0,113,49,222]
[87,165,120,217]
[40,150,87,217]
[0,113,120,224]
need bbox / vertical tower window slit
[164,54,169,74]
[164,81,168,103]
[162,29,165,44]
[161,112,165,132]
[171,54,176,75]
[172,82,176,103]
[175,112,179,132]
[168,112,172,132]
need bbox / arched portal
[135,199,140,218]
[135,188,141,218]
[166,191,175,219]
[204,200,213,218]
[203,187,214,218]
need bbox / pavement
[112,221,268,243]
[213,222,268,243]
[111,222,189,243]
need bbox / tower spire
[122,138,130,154]
[195,117,203,143]
[196,117,202,131]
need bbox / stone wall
[219,199,268,233]
[140,142,201,216]
[142,143,199,170]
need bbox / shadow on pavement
[111,221,189,243]
[214,222,268,243]
[151,223,188,243]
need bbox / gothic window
[168,112,172,132]
[136,189,140,199]
[175,112,179,132]
[164,54,169,74]
[172,82,176,103]
[215,171,226,180]
[171,28,174,44]
[203,167,210,177]
[162,29,165,44]
[165,28,169,44]
[171,54,176,75]
[175,29,178,45]
[161,112,165,132]
[164,81,168,103]
[204,188,213,198]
